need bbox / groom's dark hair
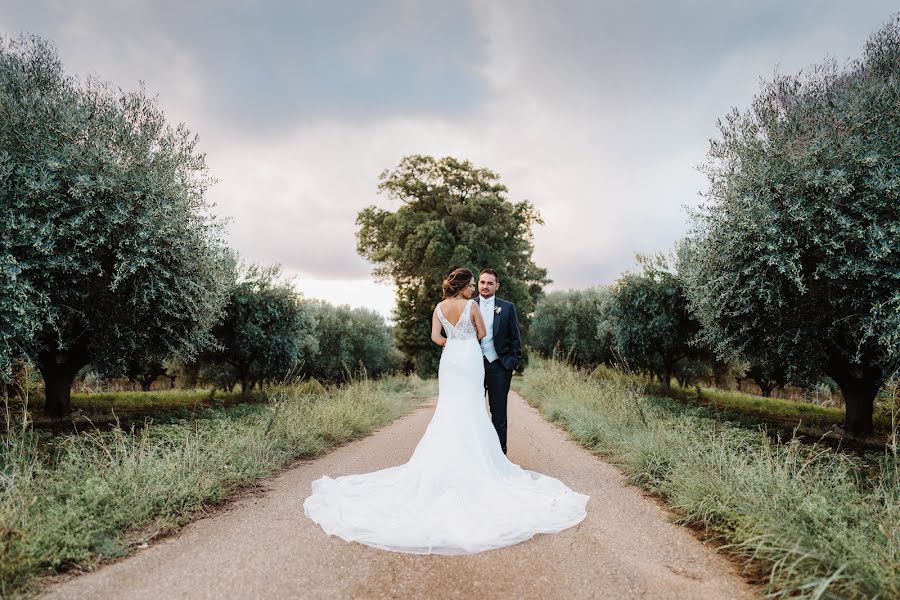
[479,268,499,282]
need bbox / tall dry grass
[518,358,899,599]
[0,374,432,597]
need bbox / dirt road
[44,392,756,599]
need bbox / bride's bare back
[439,298,472,327]
[431,298,487,346]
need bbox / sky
[1,1,896,318]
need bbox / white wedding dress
[303,299,588,554]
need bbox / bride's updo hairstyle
[442,267,474,299]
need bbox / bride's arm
[431,308,447,347]
[472,305,487,340]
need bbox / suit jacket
[476,296,522,371]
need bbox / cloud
[0,0,487,135]
[2,0,897,311]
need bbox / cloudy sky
[1,1,896,317]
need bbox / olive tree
[0,254,43,385]
[681,17,900,434]
[197,263,318,396]
[124,354,179,392]
[608,254,700,389]
[304,301,402,382]
[742,364,789,398]
[530,287,615,367]
[0,36,231,416]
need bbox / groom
[476,268,522,455]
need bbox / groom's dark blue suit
[476,295,522,454]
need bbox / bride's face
[461,278,475,298]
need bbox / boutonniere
[494,306,502,315]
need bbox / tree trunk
[43,369,75,417]
[838,378,881,436]
[660,368,671,390]
[828,360,884,436]
[240,369,250,398]
[169,375,177,389]
[36,350,87,418]
[842,386,877,435]
[140,376,154,392]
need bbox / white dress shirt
[479,295,499,362]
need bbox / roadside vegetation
[0,375,433,598]
[517,358,899,599]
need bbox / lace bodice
[436,299,477,341]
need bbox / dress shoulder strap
[435,302,451,331]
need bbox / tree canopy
[680,16,900,434]
[609,254,700,389]
[356,155,549,375]
[0,35,231,415]
[530,287,615,368]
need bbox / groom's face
[479,273,499,299]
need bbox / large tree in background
[680,16,900,435]
[0,35,231,416]
[357,155,550,375]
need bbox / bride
[303,267,588,554]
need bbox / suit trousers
[484,357,513,454]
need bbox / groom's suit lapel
[492,298,502,337]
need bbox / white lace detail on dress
[436,299,477,341]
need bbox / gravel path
[44,392,757,599]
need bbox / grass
[693,383,894,431]
[517,358,900,600]
[696,386,848,423]
[0,374,435,598]
[4,380,335,436]
[590,364,897,445]
[19,388,249,413]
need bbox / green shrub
[530,287,614,367]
